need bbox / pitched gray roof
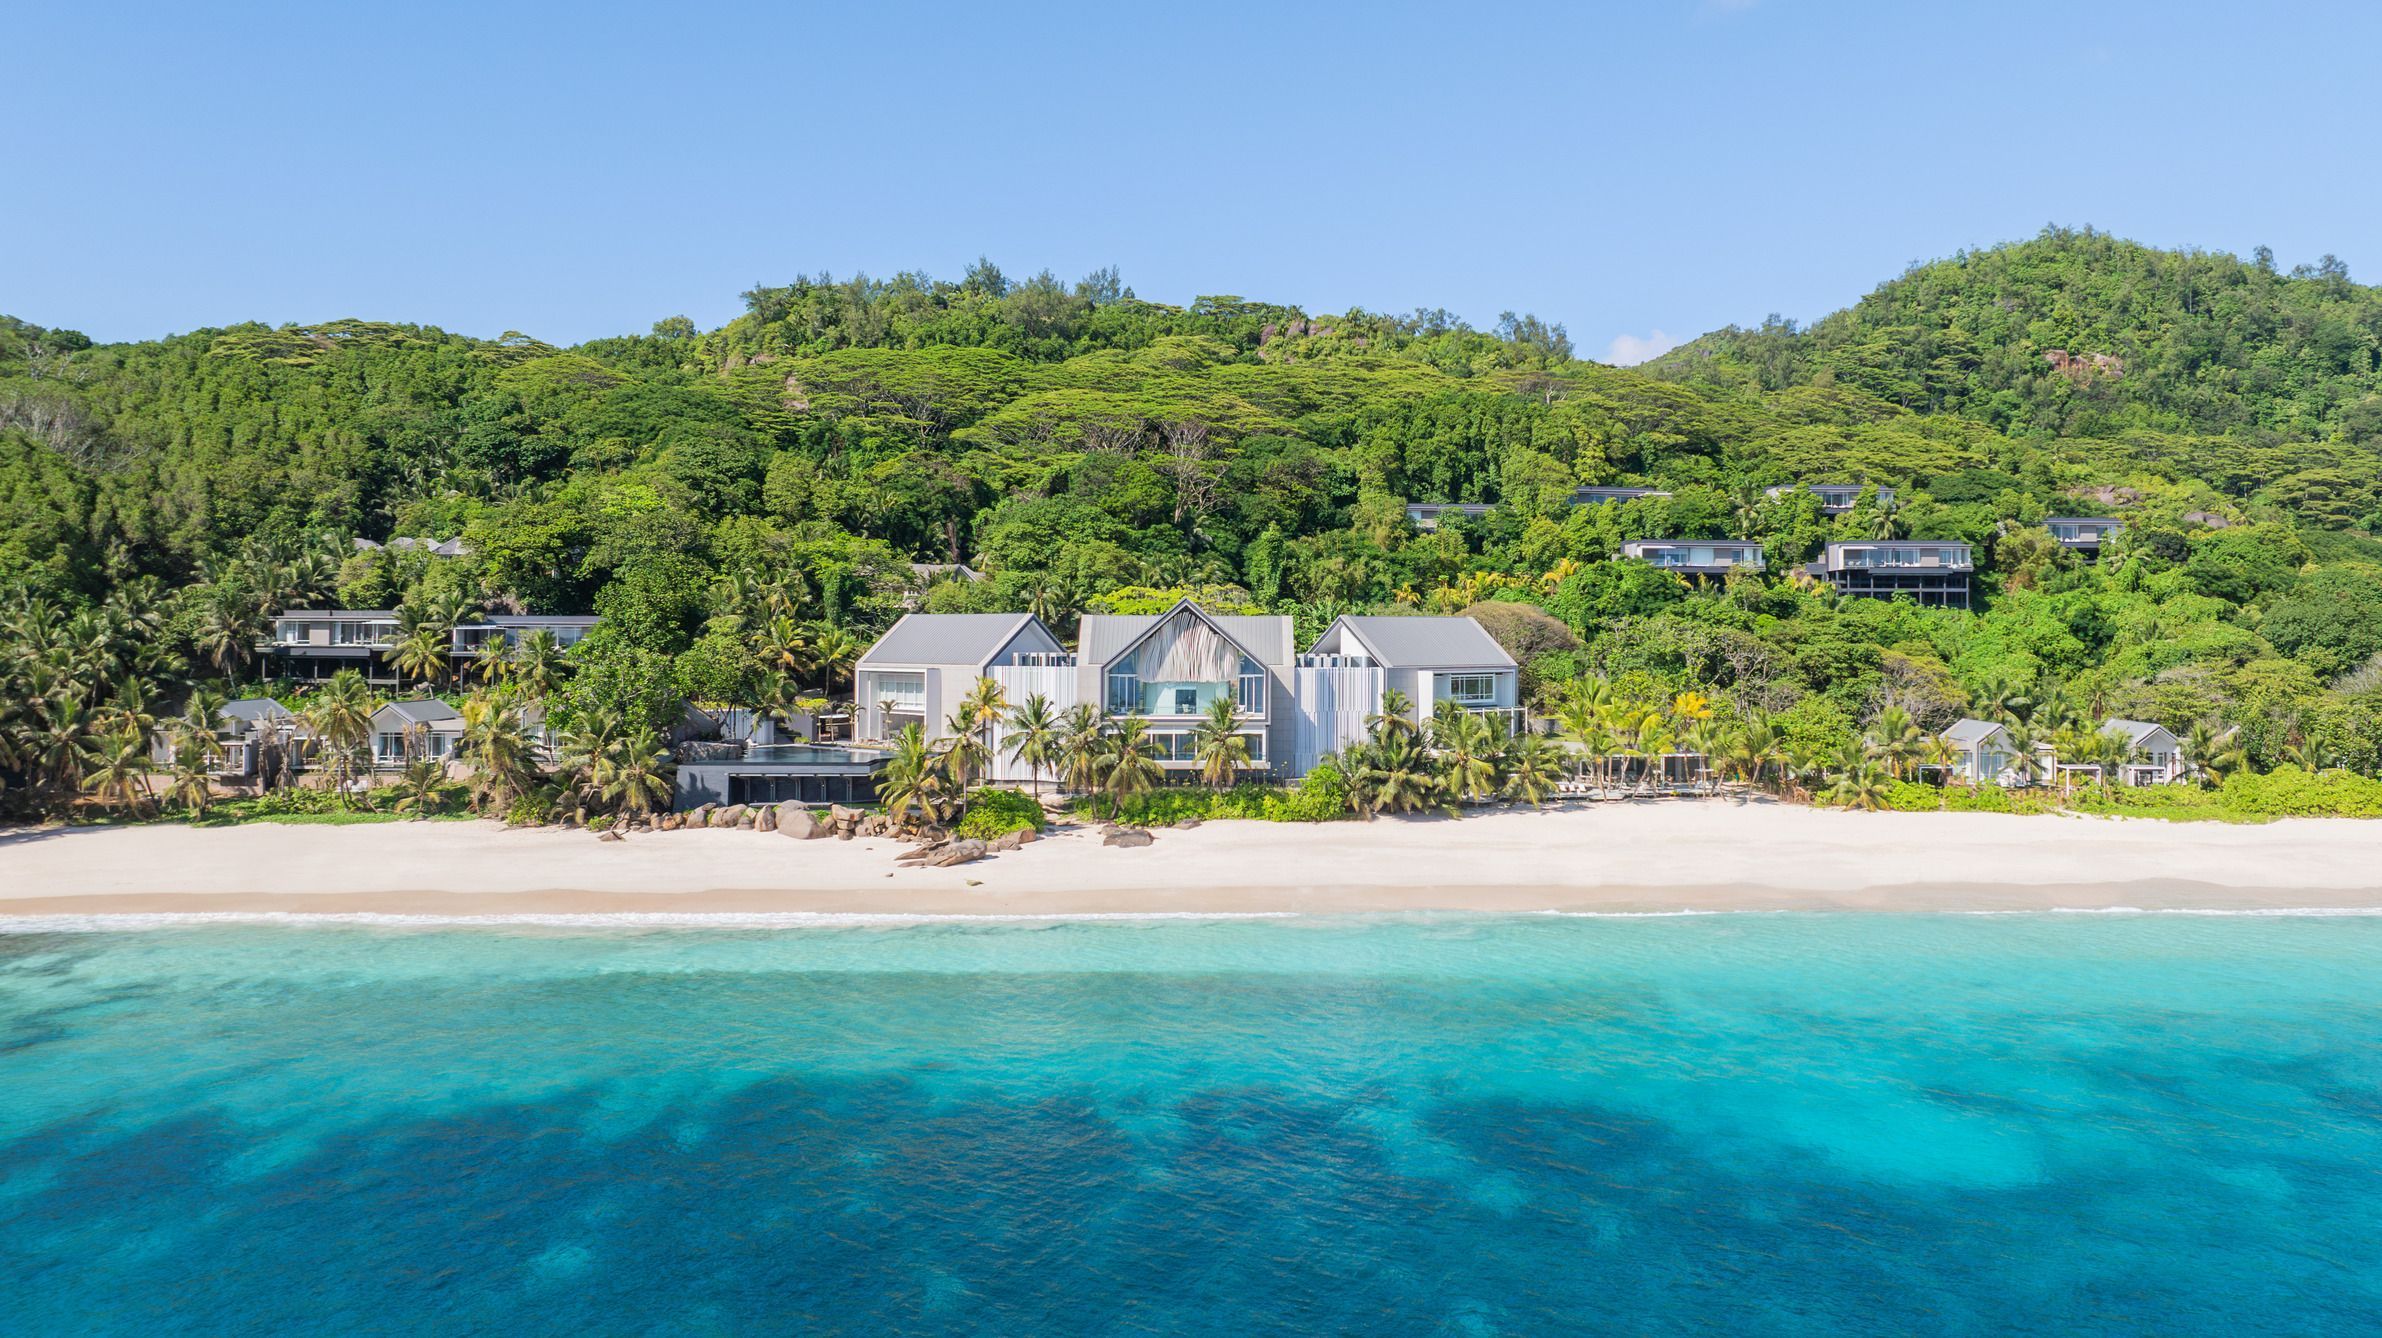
[220,698,293,725]
[1326,616,1515,668]
[375,699,463,727]
[1941,718,2008,746]
[2102,718,2172,745]
[858,613,1042,668]
[1078,604,1293,667]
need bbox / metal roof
[857,613,1047,669]
[374,699,463,727]
[2102,718,2173,745]
[1941,718,2009,746]
[476,614,600,627]
[1321,616,1515,669]
[1078,603,1293,667]
[220,698,293,724]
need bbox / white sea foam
[0,909,1308,934]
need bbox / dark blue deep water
[3,913,2381,1335]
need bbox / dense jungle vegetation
[5,227,2381,818]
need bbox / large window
[1106,670,1140,716]
[1443,674,1500,705]
[1236,657,1266,714]
[871,674,925,712]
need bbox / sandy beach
[2,800,2378,919]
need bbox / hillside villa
[1806,541,1975,608]
[2045,516,2123,556]
[1620,539,1765,578]
[1765,483,1892,514]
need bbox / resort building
[1306,613,1521,731]
[853,612,1069,744]
[1620,539,1765,578]
[369,700,464,770]
[450,615,600,659]
[149,697,299,780]
[1569,486,1671,507]
[1805,541,1974,608]
[260,610,402,682]
[2045,517,2123,556]
[2101,719,2185,786]
[1940,718,2031,785]
[1765,483,1893,515]
[1405,502,1496,532]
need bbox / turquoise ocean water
[3,912,2380,1335]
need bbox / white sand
[2,800,2377,918]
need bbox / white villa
[852,600,1519,782]
[2102,719,2186,785]
[1940,718,2033,785]
[370,700,464,770]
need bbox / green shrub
[955,787,1048,838]
[1073,770,1354,826]
[2219,766,2382,819]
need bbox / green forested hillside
[5,234,2382,817]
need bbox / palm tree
[1003,693,1061,797]
[593,729,675,821]
[756,614,812,681]
[193,587,262,684]
[877,723,947,833]
[79,729,153,817]
[1366,689,1418,741]
[1097,718,1164,820]
[1502,733,1565,806]
[512,629,570,699]
[386,627,449,692]
[1055,704,1106,799]
[392,758,448,819]
[1870,495,1909,541]
[1431,706,1501,804]
[1823,758,1895,811]
[935,712,991,795]
[808,626,862,697]
[1720,716,1782,793]
[1864,705,1925,780]
[1344,732,1441,818]
[305,670,378,805]
[1190,694,1252,791]
[167,751,215,819]
[459,693,541,815]
[2181,721,2245,785]
[956,677,1009,758]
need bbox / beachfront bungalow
[1805,541,1974,608]
[2046,517,2123,556]
[451,614,599,660]
[1072,601,1293,777]
[853,612,1068,744]
[370,700,464,770]
[1405,502,1496,532]
[148,697,299,779]
[1620,539,1765,579]
[1306,615,1523,735]
[2101,718,2185,786]
[1940,718,2030,785]
[1765,483,1893,515]
[1570,486,1670,507]
[259,610,402,683]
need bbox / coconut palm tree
[1344,732,1441,818]
[1097,718,1164,820]
[305,670,378,805]
[1502,733,1565,806]
[1721,715,1782,793]
[808,626,863,697]
[2181,721,2245,785]
[1055,704,1106,799]
[1864,705,1925,780]
[1366,689,1418,741]
[1823,758,1895,811]
[593,729,674,821]
[167,751,215,819]
[1190,694,1252,791]
[956,676,1009,761]
[392,758,448,820]
[192,586,262,684]
[512,628,570,699]
[935,709,991,793]
[386,626,449,692]
[459,693,541,815]
[1430,706,1501,804]
[1002,693,1062,797]
[876,724,946,833]
[755,614,812,681]
[79,729,153,817]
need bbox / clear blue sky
[10,0,2378,362]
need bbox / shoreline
[4,800,2378,921]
